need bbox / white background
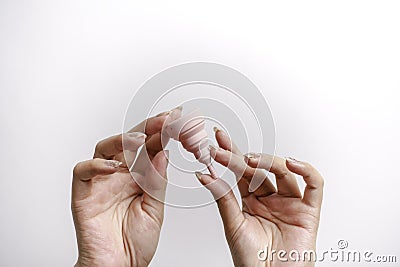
[1,1,399,266]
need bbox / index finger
[286,157,324,208]
[95,109,177,159]
[93,132,146,159]
[128,106,182,136]
[128,114,169,136]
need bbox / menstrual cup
[164,108,218,178]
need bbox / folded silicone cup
[165,108,217,178]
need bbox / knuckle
[115,134,123,145]
[91,158,102,165]
[303,161,316,174]
[304,162,324,187]
[88,159,101,171]
[228,156,244,172]
[215,150,229,165]
[275,169,290,179]
[316,175,325,187]
[72,162,82,177]
[94,141,103,154]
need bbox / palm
[200,129,323,267]
[72,112,171,267]
[227,193,319,266]
[72,169,163,267]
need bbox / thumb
[195,172,244,234]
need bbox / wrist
[74,257,129,267]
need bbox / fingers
[128,106,182,136]
[93,111,169,160]
[141,150,169,216]
[209,145,251,177]
[73,158,122,181]
[210,146,276,197]
[127,106,182,162]
[94,132,146,160]
[143,133,163,159]
[195,172,245,234]
[245,154,302,198]
[128,115,168,136]
[130,132,164,176]
[128,106,182,176]
[94,107,180,162]
[286,157,324,208]
[214,127,241,155]
[72,158,123,202]
[209,144,250,196]
[213,129,276,195]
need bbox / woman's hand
[71,110,177,267]
[196,129,324,267]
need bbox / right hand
[196,129,324,267]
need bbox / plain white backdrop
[1,1,399,266]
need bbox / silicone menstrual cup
[165,109,218,178]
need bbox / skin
[197,129,324,267]
[71,109,323,267]
[71,111,175,267]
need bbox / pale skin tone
[197,129,324,267]
[72,111,174,267]
[72,112,324,267]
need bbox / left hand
[72,109,179,267]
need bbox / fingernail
[172,105,183,111]
[157,110,171,116]
[286,157,304,167]
[128,132,147,139]
[208,144,219,152]
[213,126,220,133]
[195,171,203,181]
[105,160,122,168]
[244,152,261,160]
